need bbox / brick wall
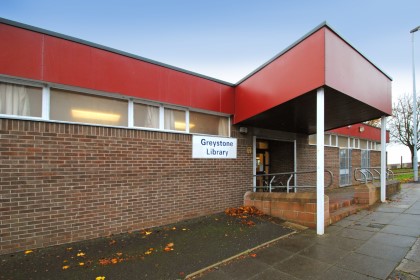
[296,134,339,188]
[0,119,253,254]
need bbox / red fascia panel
[234,28,326,124]
[325,29,392,116]
[329,124,390,143]
[0,23,235,115]
[0,24,43,80]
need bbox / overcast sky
[2,0,420,163]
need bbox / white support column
[316,87,325,235]
[128,99,134,128]
[381,116,387,202]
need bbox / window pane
[338,136,348,148]
[324,135,330,145]
[308,134,316,145]
[189,111,229,136]
[134,103,159,128]
[0,82,42,117]
[360,139,367,149]
[331,135,337,146]
[50,89,128,126]
[164,108,186,131]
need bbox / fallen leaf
[62,265,70,270]
[77,252,85,257]
[99,259,111,265]
[111,258,118,264]
[142,230,152,236]
[96,277,106,280]
[116,252,123,257]
[182,228,187,231]
[164,247,174,252]
[172,227,176,230]
[166,242,174,248]
[79,262,85,266]
[250,253,257,258]
[66,247,72,251]
[63,260,68,263]
[109,240,116,245]
[24,250,33,255]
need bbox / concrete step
[329,204,360,224]
[329,198,355,212]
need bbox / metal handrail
[253,170,334,193]
[354,167,395,183]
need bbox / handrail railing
[253,170,334,193]
[354,167,395,183]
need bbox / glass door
[339,149,352,186]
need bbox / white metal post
[381,116,387,202]
[42,86,50,120]
[316,87,325,235]
[411,29,419,182]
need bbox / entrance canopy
[234,23,392,134]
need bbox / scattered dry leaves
[164,242,174,252]
[76,252,85,257]
[225,206,263,227]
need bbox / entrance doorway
[254,138,295,191]
[339,148,352,186]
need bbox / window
[308,134,317,145]
[164,108,186,131]
[189,111,229,136]
[50,89,128,126]
[0,82,42,117]
[338,136,349,148]
[331,135,337,147]
[0,79,231,137]
[134,103,159,128]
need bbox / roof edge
[0,17,235,87]
[236,21,393,85]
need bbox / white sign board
[192,135,237,159]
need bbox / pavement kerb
[185,230,297,279]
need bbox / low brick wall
[354,181,401,205]
[244,191,329,228]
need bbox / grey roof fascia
[0,17,235,87]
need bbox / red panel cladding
[329,124,390,143]
[42,34,235,114]
[234,28,326,124]
[0,24,43,80]
[325,29,392,116]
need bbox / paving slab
[249,245,295,265]
[389,213,420,228]
[317,266,378,280]
[339,228,377,241]
[336,252,398,279]
[316,235,365,251]
[368,232,417,248]
[248,267,300,280]
[359,212,400,224]
[217,257,271,280]
[298,243,350,264]
[273,254,331,279]
[380,224,420,237]
[347,221,384,232]
[270,232,317,253]
[355,240,410,262]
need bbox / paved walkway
[194,183,420,280]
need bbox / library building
[0,18,396,254]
